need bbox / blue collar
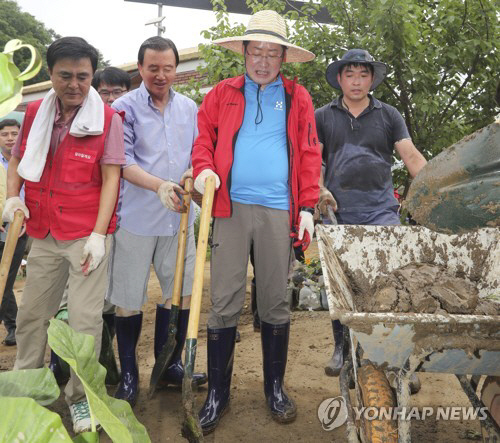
[138,81,175,106]
[244,74,283,89]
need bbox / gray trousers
[209,202,293,328]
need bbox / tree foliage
[0,0,58,85]
[0,0,109,86]
[179,0,498,190]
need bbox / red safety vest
[20,99,118,241]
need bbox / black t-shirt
[315,95,410,213]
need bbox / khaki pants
[14,233,111,405]
[209,203,293,328]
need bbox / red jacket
[192,74,321,231]
[20,99,118,241]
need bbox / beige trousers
[14,233,111,405]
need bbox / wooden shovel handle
[186,176,215,340]
[171,178,193,307]
[0,211,25,297]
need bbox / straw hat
[213,10,315,63]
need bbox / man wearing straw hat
[315,49,426,383]
[192,9,321,433]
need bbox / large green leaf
[3,39,43,82]
[72,432,99,443]
[0,39,43,117]
[0,397,72,442]
[47,319,150,443]
[0,368,60,406]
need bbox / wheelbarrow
[316,224,500,443]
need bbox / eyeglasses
[245,50,284,63]
[98,88,127,99]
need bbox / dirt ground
[0,241,486,442]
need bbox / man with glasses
[192,10,321,433]
[92,67,130,106]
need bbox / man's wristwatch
[300,207,315,215]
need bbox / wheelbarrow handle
[326,206,338,225]
[0,211,25,297]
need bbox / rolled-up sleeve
[101,113,126,165]
[113,100,137,168]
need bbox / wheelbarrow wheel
[358,363,398,443]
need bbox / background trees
[180,0,498,190]
[0,0,109,86]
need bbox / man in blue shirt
[315,49,427,383]
[107,37,206,407]
[192,10,321,434]
[0,118,27,346]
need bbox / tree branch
[437,53,480,127]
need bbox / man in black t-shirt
[315,49,427,378]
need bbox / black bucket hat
[326,49,387,91]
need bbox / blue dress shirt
[112,83,198,236]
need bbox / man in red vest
[2,37,125,434]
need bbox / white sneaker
[69,400,100,434]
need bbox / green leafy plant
[47,319,150,443]
[0,320,151,443]
[0,39,42,117]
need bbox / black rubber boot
[102,313,116,340]
[325,320,347,377]
[199,327,236,435]
[251,280,260,332]
[48,349,70,385]
[4,326,16,346]
[99,313,120,385]
[114,313,142,407]
[154,305,207,387]
[261,321,297,423]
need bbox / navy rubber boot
[154,305,207,386]
[48,349,70,385]
[261,321,297,423]
[199,327,236,435]
[325,320,347,377]
[114,313,142,407]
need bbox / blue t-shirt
[230,75,289,210]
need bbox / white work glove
[194,169,220,195]
[80,232,106,276]
[157,180,187,212]
[318,187,338,213]
[298,211,314,242]
[180,167,193,186]
[2,197,30,222]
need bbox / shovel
[0,211,25,297]
[181,175,216,443]
[149,177,194,398]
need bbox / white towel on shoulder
[18,87,104,182]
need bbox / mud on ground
[0,242,487,442]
